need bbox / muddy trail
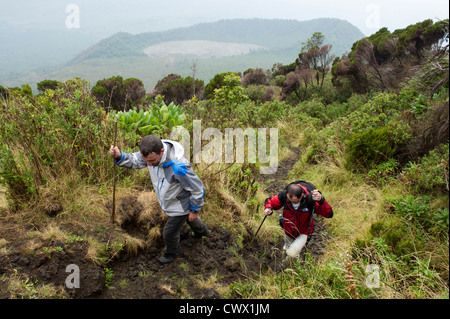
[0,147,331,299]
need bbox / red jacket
[265,184,333,239]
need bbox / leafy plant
[367,159,399,185]
[402,143,449,192]
[393,195,430,221]
[104,268,114,288]
[116,108,152,133]
[432,208,449,233]
[142,99,186,136]
[388,195,447,234]
[116,97,185,137]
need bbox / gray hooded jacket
[115,140,205,217]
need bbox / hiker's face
[287,193,302,204]
[142,149,164,166]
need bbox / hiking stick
[254,215,267,238]
[111,121,118,223]
[248,214,267,247]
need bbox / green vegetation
[116,98,186,141]
[0,19,448,299]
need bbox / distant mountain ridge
[71,18,364,64]
[2,18,365,92]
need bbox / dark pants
[163,214,209,258]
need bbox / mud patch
[0,238,104,299]
[99,226,284,299]
[115,193,166,246]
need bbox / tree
[91,76,126,111]
[37,80,61,94]
[282,68,315,101]
[210,74,249,127]
[317,44,335,87]
[301,31,325,52]
[297,32,334,87]
[205,72,240,99]
[153,74,204,105]
[191,62,197,97]
[242,68,270,87]
[92,76,146,111]
[354,39,391,91]
[124,78,146,108]
[271,62,296,77]
[332,19,449,93]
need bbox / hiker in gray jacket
[110,135,210,264]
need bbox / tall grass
[0,78,118,210]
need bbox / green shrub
[254,100,289,126]
[199,74,250,129]
[369,218,422,262]
[293,98,330,125]
[37,80,61,94]
[340,92,407,138]
[346,126,398,170]
[243,85,276,103]
[392,195,430,222]
[205,72,240,99]
[402,143,449,192]
[0,145,35,203]
[91,76,147,111]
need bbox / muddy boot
[158,254,176,264]
[191,229,211,239]
[188,217,211,239]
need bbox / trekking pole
[111,121,118,223]
[248,214,267,247]
[254,215,267,238]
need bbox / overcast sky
[0,0,448,36]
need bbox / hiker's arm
[264,192,284,215]
[110,146,147,170]
[314,193,333,218]
[173,161,205,214]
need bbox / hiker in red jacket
[264,181,333,260]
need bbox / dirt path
[97,226,284,299]
[254,146,331,262]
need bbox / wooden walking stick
[111,121,118,223]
